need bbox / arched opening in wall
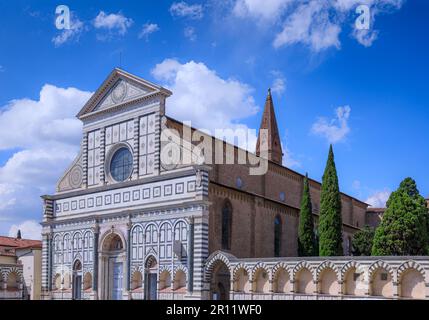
[100,232,125,300]
[7,272,19,290]
[145,255,158,300]
[173,270,187,292]
[253,268,270,294]
[221,200,232,250]
[371,268,393,298]
[72,259,82,300]
[233,268,250,293]
[210,261,230,300]
[295,268,314,294]
[319,268,339,295]
[344,267,365,296]
[83,272,92,291]
[54,274,62,291]
[400,269,425,299]
[274,216,282,257]
[131,271,143,292]
[159,270,172,292]
[273,268,291,293]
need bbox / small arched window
[274,215,282,257]
[221,200,232,250]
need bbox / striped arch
[131,264,144,274]
[397,260,426,282]
[271,262,292,282]
[204,252,232,281]
[251,262,271,282]
[368,260,395,282]
[159,265,173,275]
[292,261,314,281]
[232,263,251,281]
[5,267,23,282]
[339,260,363,282]
[173,264,188,280]
[315,261,340,282]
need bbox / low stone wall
[205,251,429,300]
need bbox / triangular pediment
[77,68,172,119]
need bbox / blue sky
[0,0,428,239]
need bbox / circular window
[236,177,243,189]
[110,147,133,182]
[279,192,286,202]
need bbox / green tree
[352,226,374,256]
[298,173,316,256]
[319,145,343,256]
[372,178,429,256]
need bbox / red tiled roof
[0,236,42,249]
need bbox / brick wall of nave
[208,183,357,258]
[210,161,367,230]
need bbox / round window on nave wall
[110,147,133,182]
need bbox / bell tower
[255,89,283,165]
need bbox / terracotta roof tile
[0,236,42,249]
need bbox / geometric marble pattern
[54,176,197,216]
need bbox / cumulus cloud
[366,189,391,207]
[93,11,133,39]
[8,220,42,240]
[0,85,92,234]
[184,26,197,41]
[138,23,159,40]
[52,13,84,47]
[311,106,351,143]
[151,58,260,150]
[233,0,293,21]
[170,2,204,20]
[229,0,404,51]
[270,70,286,96]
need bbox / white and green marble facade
[41,69,209,300]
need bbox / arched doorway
[100,232,125,300]
[210,261,230,300]
[72,260,82,300]
[145,255,158,300]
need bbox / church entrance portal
[145,256,158,300]
[72,259,82,300]
[101,232,125,300]
[210,261,230,300]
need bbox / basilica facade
[41,69,429,300]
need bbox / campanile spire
[256,88,283,165]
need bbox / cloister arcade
[205,251,429,300]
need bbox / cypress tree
[319,145,343,256]
[16,229,22,239]
[298,173,316,256]
[372,178,429,256]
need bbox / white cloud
[8,220,42,240]
[233,0,292,21]
[93,11,133,37]
[229,0,404,51]
[270,70,286,96]
[282,143,301,168]
[184,26,197,41]
[366,189,391,207]
[138,23,159,40]
[352,28,379,47]
[0,85,92,232]
[0,65,4,72]
[151,59,259,144]
[273,1,341,52]
[52,14,84,47]
[311,106,351,143]
[170,2,204,20]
